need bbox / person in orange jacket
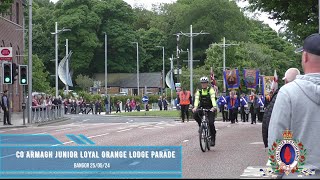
[177,87,192,122]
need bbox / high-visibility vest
[179,91,191,105]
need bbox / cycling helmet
[200,76,209,83]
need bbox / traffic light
[3,62,12,84]
[19,65,28,85]
[12,63,18,84]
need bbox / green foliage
[244,0,318,44]
[75,74,93,91]
[25,54,51,93]
[0,0,13,14]
[25,0,299,94]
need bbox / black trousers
[251,109,258,124]
[180,105,189,122]
[159,105,162,111]
[258,112,264,122]
[220,105,228,121]
[3,108,10,124]
[95,107,101,114]
[194,110,216,140]
[229,109,237,123]
[241,106,249,122]
[235,109,238,122]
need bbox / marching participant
[250,92,259,124]
[240,93,249,122]
[226,90,239,124]
[257,93,265,123]
[217,92,228,122]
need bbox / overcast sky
[49,0,281,32]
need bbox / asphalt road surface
[0,114,269,179]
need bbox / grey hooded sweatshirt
[268,73,320,172]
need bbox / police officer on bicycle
[192,76,218,147]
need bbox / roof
[94,73,162,88]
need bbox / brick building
[94,72,163,96]
[0,0,26,112]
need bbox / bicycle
[198,108,213,152]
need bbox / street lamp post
[156,46,165,96]
[104,32,107,95]
[131,42,139,96]
[51,22,71,98]
[28,0,33,124]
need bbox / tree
[25,55,51,93]
[0,0,13,14]
[75,74,93,91]
[243,0,318,43]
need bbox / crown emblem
[282,129,293,140]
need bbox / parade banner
[0,134,182,179]
[223,69,240,89]
[243,69,259,90]
[262,76,274,97]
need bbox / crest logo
[267,129,314,176]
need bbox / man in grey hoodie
[268,33,320,176]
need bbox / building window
[16,2,19,24]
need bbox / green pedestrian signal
[19,65,28,85]
[3,62,12,84]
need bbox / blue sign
[0,134,182,179]
[142,96,149,103]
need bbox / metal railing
[30,105,65,124]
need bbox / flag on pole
[210,67,218,96]
[210,67,216,87]
[271,70,278,93]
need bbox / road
[0,114,269,179]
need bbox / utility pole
[28,0,33,124]
[178,25,209,96]
[170,54,174,107]
[104,32,107,95]
[130,42,139,96]
[176,34,180,82]
[211,37,239,92]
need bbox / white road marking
[87,133,110,139]
[55,128,72,132]
[138,126,149,128]
[183,140,189,142]
[82,119,90,122]
[117,128,133,133]
[144,128,157,130]
[250,142,264,145]
[153,126,164,129]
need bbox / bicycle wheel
[199,125,207,152]
[206,124,211,151]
